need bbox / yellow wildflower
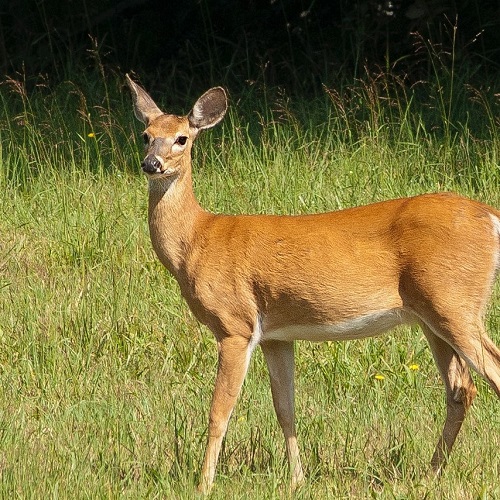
[87,132,95,138]
[409,363,420,371]
[374,374,385,381]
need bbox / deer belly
[263,308,412,342]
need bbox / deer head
[126,74,228,179]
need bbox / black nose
[141,155,162,173]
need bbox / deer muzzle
[141,155,163,174]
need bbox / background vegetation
[2,0,500,94]
[0,1,499,498]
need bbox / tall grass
[0,61,498,498]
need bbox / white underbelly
[263,308,414,342]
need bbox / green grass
[0,70,499,498]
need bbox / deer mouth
[144,169,177,178]
[141,155,178,177]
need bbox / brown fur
[126,75,500,494]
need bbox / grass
[0,67,499,498]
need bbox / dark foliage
[0,0,499,92]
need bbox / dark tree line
[1,0,499,91]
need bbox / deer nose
[141,155,162,174]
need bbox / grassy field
[0,69,499,499]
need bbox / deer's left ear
[126,74,163,125]
[188,87,228,131]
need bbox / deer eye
[143,133,149,145]
[175,135,188,146]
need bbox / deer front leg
[261,340,305,490]
[198,334,255,494]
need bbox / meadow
[0,65,499,499]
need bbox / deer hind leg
[260,340,305,490]
[422,317,500,474]
[198,334,256,494]
[457,326,500,399]
[429,315,500,398]
[421,325,477,474]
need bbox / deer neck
[147,167,205,275]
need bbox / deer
[125,74,500,494]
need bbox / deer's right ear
[126,74,163,125]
